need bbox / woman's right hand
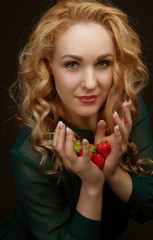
[52,121,104,193]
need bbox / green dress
[0,94,153,240]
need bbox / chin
[77,110,98,118]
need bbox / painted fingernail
[125,100,128,107]
[58,121,63,129]
[66,127,70,135]
[114,111,119,118]
[116,125,120,131]
[99,120,105,123]
[83,139,87,145]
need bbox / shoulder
[10,125,42,168]
[132,93,149,129]
[137,93,148,116]
[12,125,32,150]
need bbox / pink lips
[77,95,97,104]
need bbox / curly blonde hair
[10,0,152,177]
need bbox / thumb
[82,139,90,160]
[94,120,106,145]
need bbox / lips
[77,95,97,104]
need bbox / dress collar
[59,117,95,144]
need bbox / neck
[55,100,98,132]
[64,115,98,133]
[71,115,98,132]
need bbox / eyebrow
[61,54,83,61]
[97,54,114,60]
[60,53,114,61]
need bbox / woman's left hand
[94,100,132,180]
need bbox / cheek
[99,71,113,90]
[53,72,77,95]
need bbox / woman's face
[49,22,114,122]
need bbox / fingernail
[99,120,105,123]
[116,125,120,131]
[114,111,119,118]
[125,100,128,107]
[58,121,63,129]
[129,99,132,105]
[66,127,70,135]
[83,139,87,145]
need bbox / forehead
[53,22,114,57]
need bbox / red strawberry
[73,138,83,156]
[97,140,111,159]
[93,153,105,169]
[90,144,97,161]
[90,152,95,161]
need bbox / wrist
[105,166,132,202]
[104,166,120,183]
[82,180,104,197]
[78,163,105,195]
[76,182,103,220]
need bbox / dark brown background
[0,0,153,238]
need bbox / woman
[1,0,153,239]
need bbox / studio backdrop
[0,1,153,239]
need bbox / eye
[65,61,78,69]
[97,60,110,68]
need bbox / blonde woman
[0,0,153,239]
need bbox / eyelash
[65,60,111,69]
[65,61,78,69]
[97,60,110,68]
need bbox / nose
[81,68,97,90]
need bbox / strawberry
[90,151,95,161]
[73,138,111,169]
[73,138,83,156]
[97,140,111,159]
[90,144,97,161]
[92,153,105,169]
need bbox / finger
[52,121,60,147]
[113,111,128,143]
[122,101,132,132]
[82,139,91,161]
[114,125,122,143]
[113,125,123,156]
[65,127,76,157]
[53,121,66,155]
[94,120,107,145]
[114,124,129,154]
